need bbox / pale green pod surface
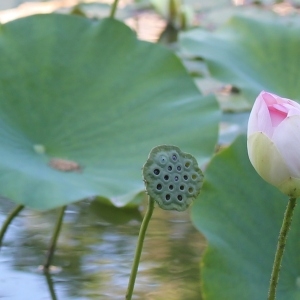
[143,145,204,211]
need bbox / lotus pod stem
[126,145,203,299]
[126,196,155,300]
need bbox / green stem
[0,204,24,248]
[109,0,120,18]
[268,197,297,300]
[43,206,66,271]
[126,197,155,300]
[44,272,58,300]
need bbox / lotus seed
[188,187,193,193]
[164,175,169,180]
[157,184,162,190]
[192,174,197,180]
[183,175,188,180]
[166,194,171,200]
[185,161,191,168]
[169,185,174,190]
[172,154,177,161]
[177,195,183,201]
[177,166,182,171]
[180,185,184,190]
[160,155,168,164]
[168,166,173,171]
[174,176,179,181]
[154,169,160,175]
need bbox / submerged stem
[268,197,297,300]
[109,0,120,18]
[126,197,155,300]
[43,205,66,270]
[0,204,24,248]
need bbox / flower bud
[247,91,300,197]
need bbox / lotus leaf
[192,135,300,300]
[0,14,219,210]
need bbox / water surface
[0,198,206,299]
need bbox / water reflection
[0,198,206,299]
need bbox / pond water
[0,197,206,299]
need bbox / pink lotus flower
[247,91,300,197]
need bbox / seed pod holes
[143,145,204,211]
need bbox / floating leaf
[0,14,220,210]
[191,135,300,300]
[180,13,300,103]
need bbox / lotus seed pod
[143,145,204,211]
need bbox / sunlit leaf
[0,14,220,210]
[192,135,300,300]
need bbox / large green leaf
[180,13,300,103]
[191,135,300,300]
[0,14,220,210]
